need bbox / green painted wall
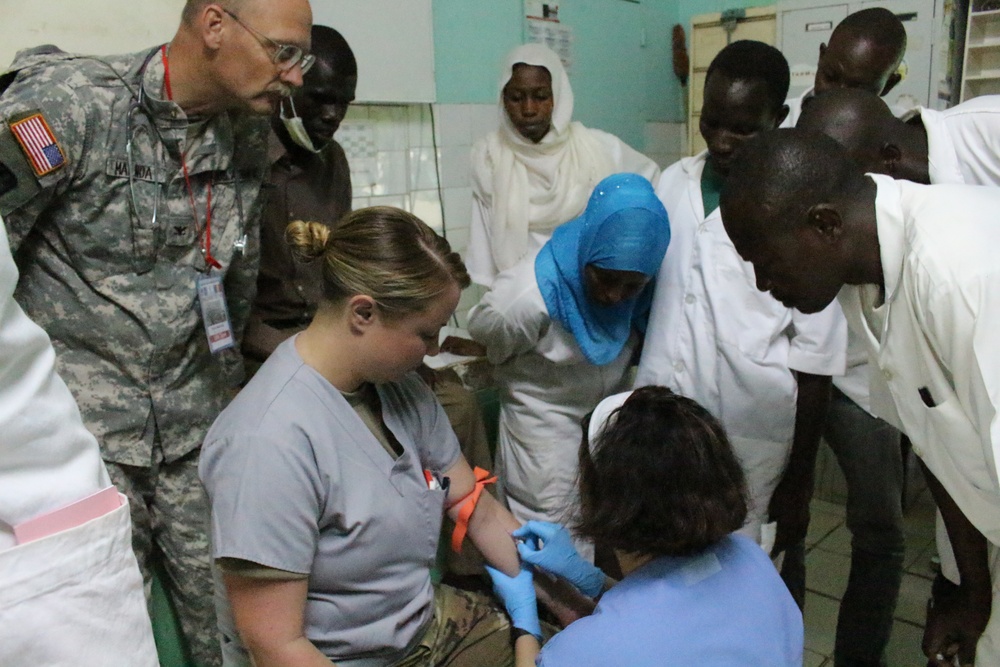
[431,1,779,142]
[433,0,685,148]
[432,3,524,105]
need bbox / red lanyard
[161,45,221,270]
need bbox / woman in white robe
[466,43,660,287]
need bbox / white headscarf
[473,43,618,273]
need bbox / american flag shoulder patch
[9,112,66,177]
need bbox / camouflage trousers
[391,584,515,667]
[106,447,222,667]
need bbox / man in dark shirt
[243,25,356,371]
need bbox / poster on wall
[524,1,573,71]
[527,20,573,70]
[525,1,560,22]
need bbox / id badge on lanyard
[197,273,236,353]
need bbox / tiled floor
[802,460,939,666]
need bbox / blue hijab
[535,173,670,365]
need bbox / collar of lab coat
[909,107,965,185]
[679,149,709,178]
[678,150,713,218]
[870,174,907,313]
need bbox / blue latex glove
[485,563,541,640]
[512,520,606,598]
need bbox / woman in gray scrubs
[200,207,527,667]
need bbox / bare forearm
[464,491,521,576]
[514,634,541,667]
[533,570,598,625]
[920,460,992,663]
[921,461,991,590]
[785,372,831,480]
[462,490,597,622]
[767,373,831,554]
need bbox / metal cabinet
[777,0,943,112]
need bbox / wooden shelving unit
[962,5,1000,100]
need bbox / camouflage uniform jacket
[0,46,268,466]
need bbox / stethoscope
[123,46,247,273]
[125,85,159,233]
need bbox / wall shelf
[963,6,1000,100]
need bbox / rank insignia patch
[9,113,65,177]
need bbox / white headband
[587,390,634,451]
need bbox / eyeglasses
[224,9,315,74]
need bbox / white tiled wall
[338,103,674,327]
[432,102,496,239]
[339,104,443,230]
[336,102,495,326]
[434,103,496,326]
[337,102,496,326]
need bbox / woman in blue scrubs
[487,386,805,666]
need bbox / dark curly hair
[575,386,748,557]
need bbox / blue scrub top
[537,534,803,666]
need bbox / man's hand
[920,462,993,667]
[532,570,597,626]
[923,573,991,666]
[767,471,814,557]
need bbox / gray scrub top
[200,338,461,664]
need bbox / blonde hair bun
[285,220,331,262]
[285,206,470,317]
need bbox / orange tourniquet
[450,467,497,553]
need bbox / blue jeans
[781,387,905,667]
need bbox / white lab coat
[912,95,1000,188]
[840,176,1000,663]
[467,129,660,288]
[467,253,634,532]
[0,218,156,666]
[904,96,1000,592]
[636,153,846,541]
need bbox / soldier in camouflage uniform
[0,1,313,664]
